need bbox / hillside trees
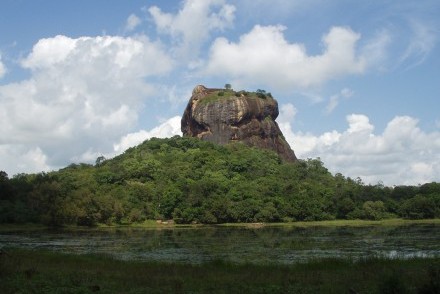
[1,136,439,226]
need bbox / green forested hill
[1,136,439,226]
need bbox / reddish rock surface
[181,85,297,162]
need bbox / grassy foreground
[1,249,439,294]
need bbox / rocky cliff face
[181,85,297,162]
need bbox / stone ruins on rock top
[181,85,297,162]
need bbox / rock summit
[181,85,297,162]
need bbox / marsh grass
[218,218,440,228]
[1,248,439,293]
[2,218,439,233]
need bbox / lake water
[1,224,439,264]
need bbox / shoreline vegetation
[1,248,439,293]
[1,218,439,232]
[2,220,439,293]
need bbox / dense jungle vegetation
[1,136,439,226]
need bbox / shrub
[399,195,437,219]
[362,201,386,220]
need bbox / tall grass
[1,218,439,232]
[1,248,439,293]
[218,218,440,228]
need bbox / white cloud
[156,84,194,106]
[341,88,354,98]
[205,25,366,91]
[0,34,173,174]
[0,145,51,176]
[346,114,373,134]
[399,20,437,69]
[325,96,339,114]
[21,35,172,75]
[125,14,142,32]
[0,54,6,78]
[21,35,77,69]
[278,103,297,123]
[148,0,235,58]
[113,116,182,154]
[325,87,354,115]
[280,113,440,185]
[360,29,392,70]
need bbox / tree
[362,201,386,220]
[0,170,8,181]
[399,195,438,219]
[256,89,266,98]
[224,83,232,90]
[5,135,440,225]
[31,181,66,226]
[95,155,106,166]
[335,197,356,219]
[0,171,12,201]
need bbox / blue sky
[0,0,439,185]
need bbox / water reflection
[1,225,439,264]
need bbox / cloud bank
[206,25,366,90]
[279,109,440,185]
[0,35,173,175]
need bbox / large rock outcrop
[181,85,297,162]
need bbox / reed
[1,248,439,293]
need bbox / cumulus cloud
[0,54,6,78]
[281,113,440,185]
[148,0,235,58]
[113,116,182,154]
[277,103,300,155]
[0,34,173,175]
[125,14,142,32]
[0,145,51,176]
[205,25,366,90]
[278,103,297,123]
